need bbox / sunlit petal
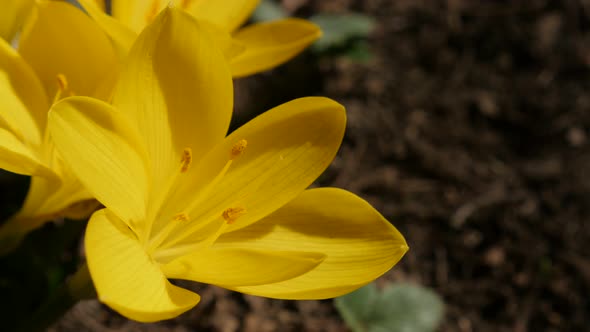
[0,128,52,177]
[114,7,232,209]
[0,38,48,147]
[0,175,92,254]
[90,0,105,12]
[161,248,323,286]
[216,188,408,299]
[0,0,34,42]
[18,0,117,100]
[158,97,345,245]
[16,175,92,222]
[230,19,321,77]
[86,209,200,322]
[111,0,168,33]
[48,96,148,224]
[78,0,137,58]
[184,0,260,32]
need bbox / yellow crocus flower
[79,0,321,77]
[48,8,407,322]
[0,0,117,250]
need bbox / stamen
[53,73,73,103]
[222,207,246,224]
[173,212,189,222]
[230,139,248,160]
[146,212,190,254]
[56,73,68,92]
[154,142,248,252]
[180,148,192,173]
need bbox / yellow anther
[53,73,74,103]
[56,73,68,92]
[173,213,189,222]
[180,148,192,173]
[230,139,248,160]
[222,207,246,224]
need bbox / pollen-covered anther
[222,207,246,224]
[53,73,74,103]
[230,139,248,160]
[173,212,189,222]
[56,73,68,92]
[180,148,192,173]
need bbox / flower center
[148,139,249,260]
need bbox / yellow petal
[184,0,260,32]
[86,209,200,322]
[0,128,52,177]
[0,38,48,148]
[77,0,137,59]
[90,0,105,12]
[0,0,34,42]
[16,175,92,223]
[114,7,232,207]
[230,19,321,77]
[201,20,246,61]
[0,114,97,248]
[0,175,92,254]
[0,38,49,177]
[82,1,242,63]
[215,188,408,299]
[158,97,345,243]
[111,0,168,33]
[161,248,323,286]
[18,0,117,100]
[48,96,148,224]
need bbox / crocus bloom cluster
[48,8,407,322]
[0,0,320,249]
[79,0,321,77]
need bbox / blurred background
[1,0,589,331]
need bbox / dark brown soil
[11,0,590,331]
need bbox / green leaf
[335,283,379,331]
[335,283,444,332]
[310,14,376,52]
[345,40,374,63]
[251,0,287,22]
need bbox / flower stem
[17,262,95,332]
